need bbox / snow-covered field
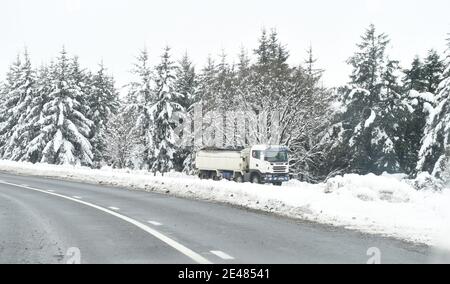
[1,160,449,249]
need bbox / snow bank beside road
[0,160,449,248]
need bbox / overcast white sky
[1,0,449,89]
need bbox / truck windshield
[264,150,288,163]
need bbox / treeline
[0,49,119,167]
[327,25,450,180]
[0,26,449,182]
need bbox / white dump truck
[195,145,290,186]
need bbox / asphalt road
[0,171,445,264]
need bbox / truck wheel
[234,175,244,183]
[251,174,261,184]
[212,172,220,181]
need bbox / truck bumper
[263,174,290,183]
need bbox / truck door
[250,150,263,171]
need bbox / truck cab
[244,145,290,185]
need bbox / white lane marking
[148,221,162,226]
[210,250,235,260]
[0,181,212,264]
[72,196,82,199]
[20,184,29,187]
[47,190,55,193]
[108,206,120,211]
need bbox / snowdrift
[0,160,449,248]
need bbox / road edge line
[0,180,212,264]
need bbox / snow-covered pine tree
[347,24,388,94]
[403,50,444,95]
[332,24,406,175]
[400,54,442,174]
[196,56,219,148]
[215,51,237,147]
[87,62,119,167]
[403,56,426,92]
[233,47,253,147]
[29,48,94,166]
[423,49,445,94]
[246,28,272,115]
[237,47,251,81]
[0,80,6,126]
[0,55,22,157]
[417,36,450,179]
[252,28,290,104]
[175,53,197,110]
[245,28,291,144]
[21,63,52,163]
[215,52,231,109]
[149,47,184,175]
[401,51,444,172]
[379,59,412,172]
[197,56,218,113]
[1,50,37,161]
[126,48,155,169]
[127,48,153,107]
[234,47,251,110]
[401,89,437,175]
[174,53,197,173]
[305,45,324,80]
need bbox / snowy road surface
[0,171,445,264]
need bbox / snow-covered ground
[1,160,449,250]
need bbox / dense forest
[0,25,449,182]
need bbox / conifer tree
[417,37,450,178]
[197,56,218,113]
[22,63,51,163]
[0,55,22,157]
[175,53,197,110]
[149,47,184,175]
[0,50,37,160]
[331,25,406,174]
[174,53,197,172]
[126,48,155,169]
[88,62,119,167]
[403,56,426,92]
[29,48,94,166]
[423,49,445,94]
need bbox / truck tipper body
[195,145,290,185]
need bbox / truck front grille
[273,166,287,173]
